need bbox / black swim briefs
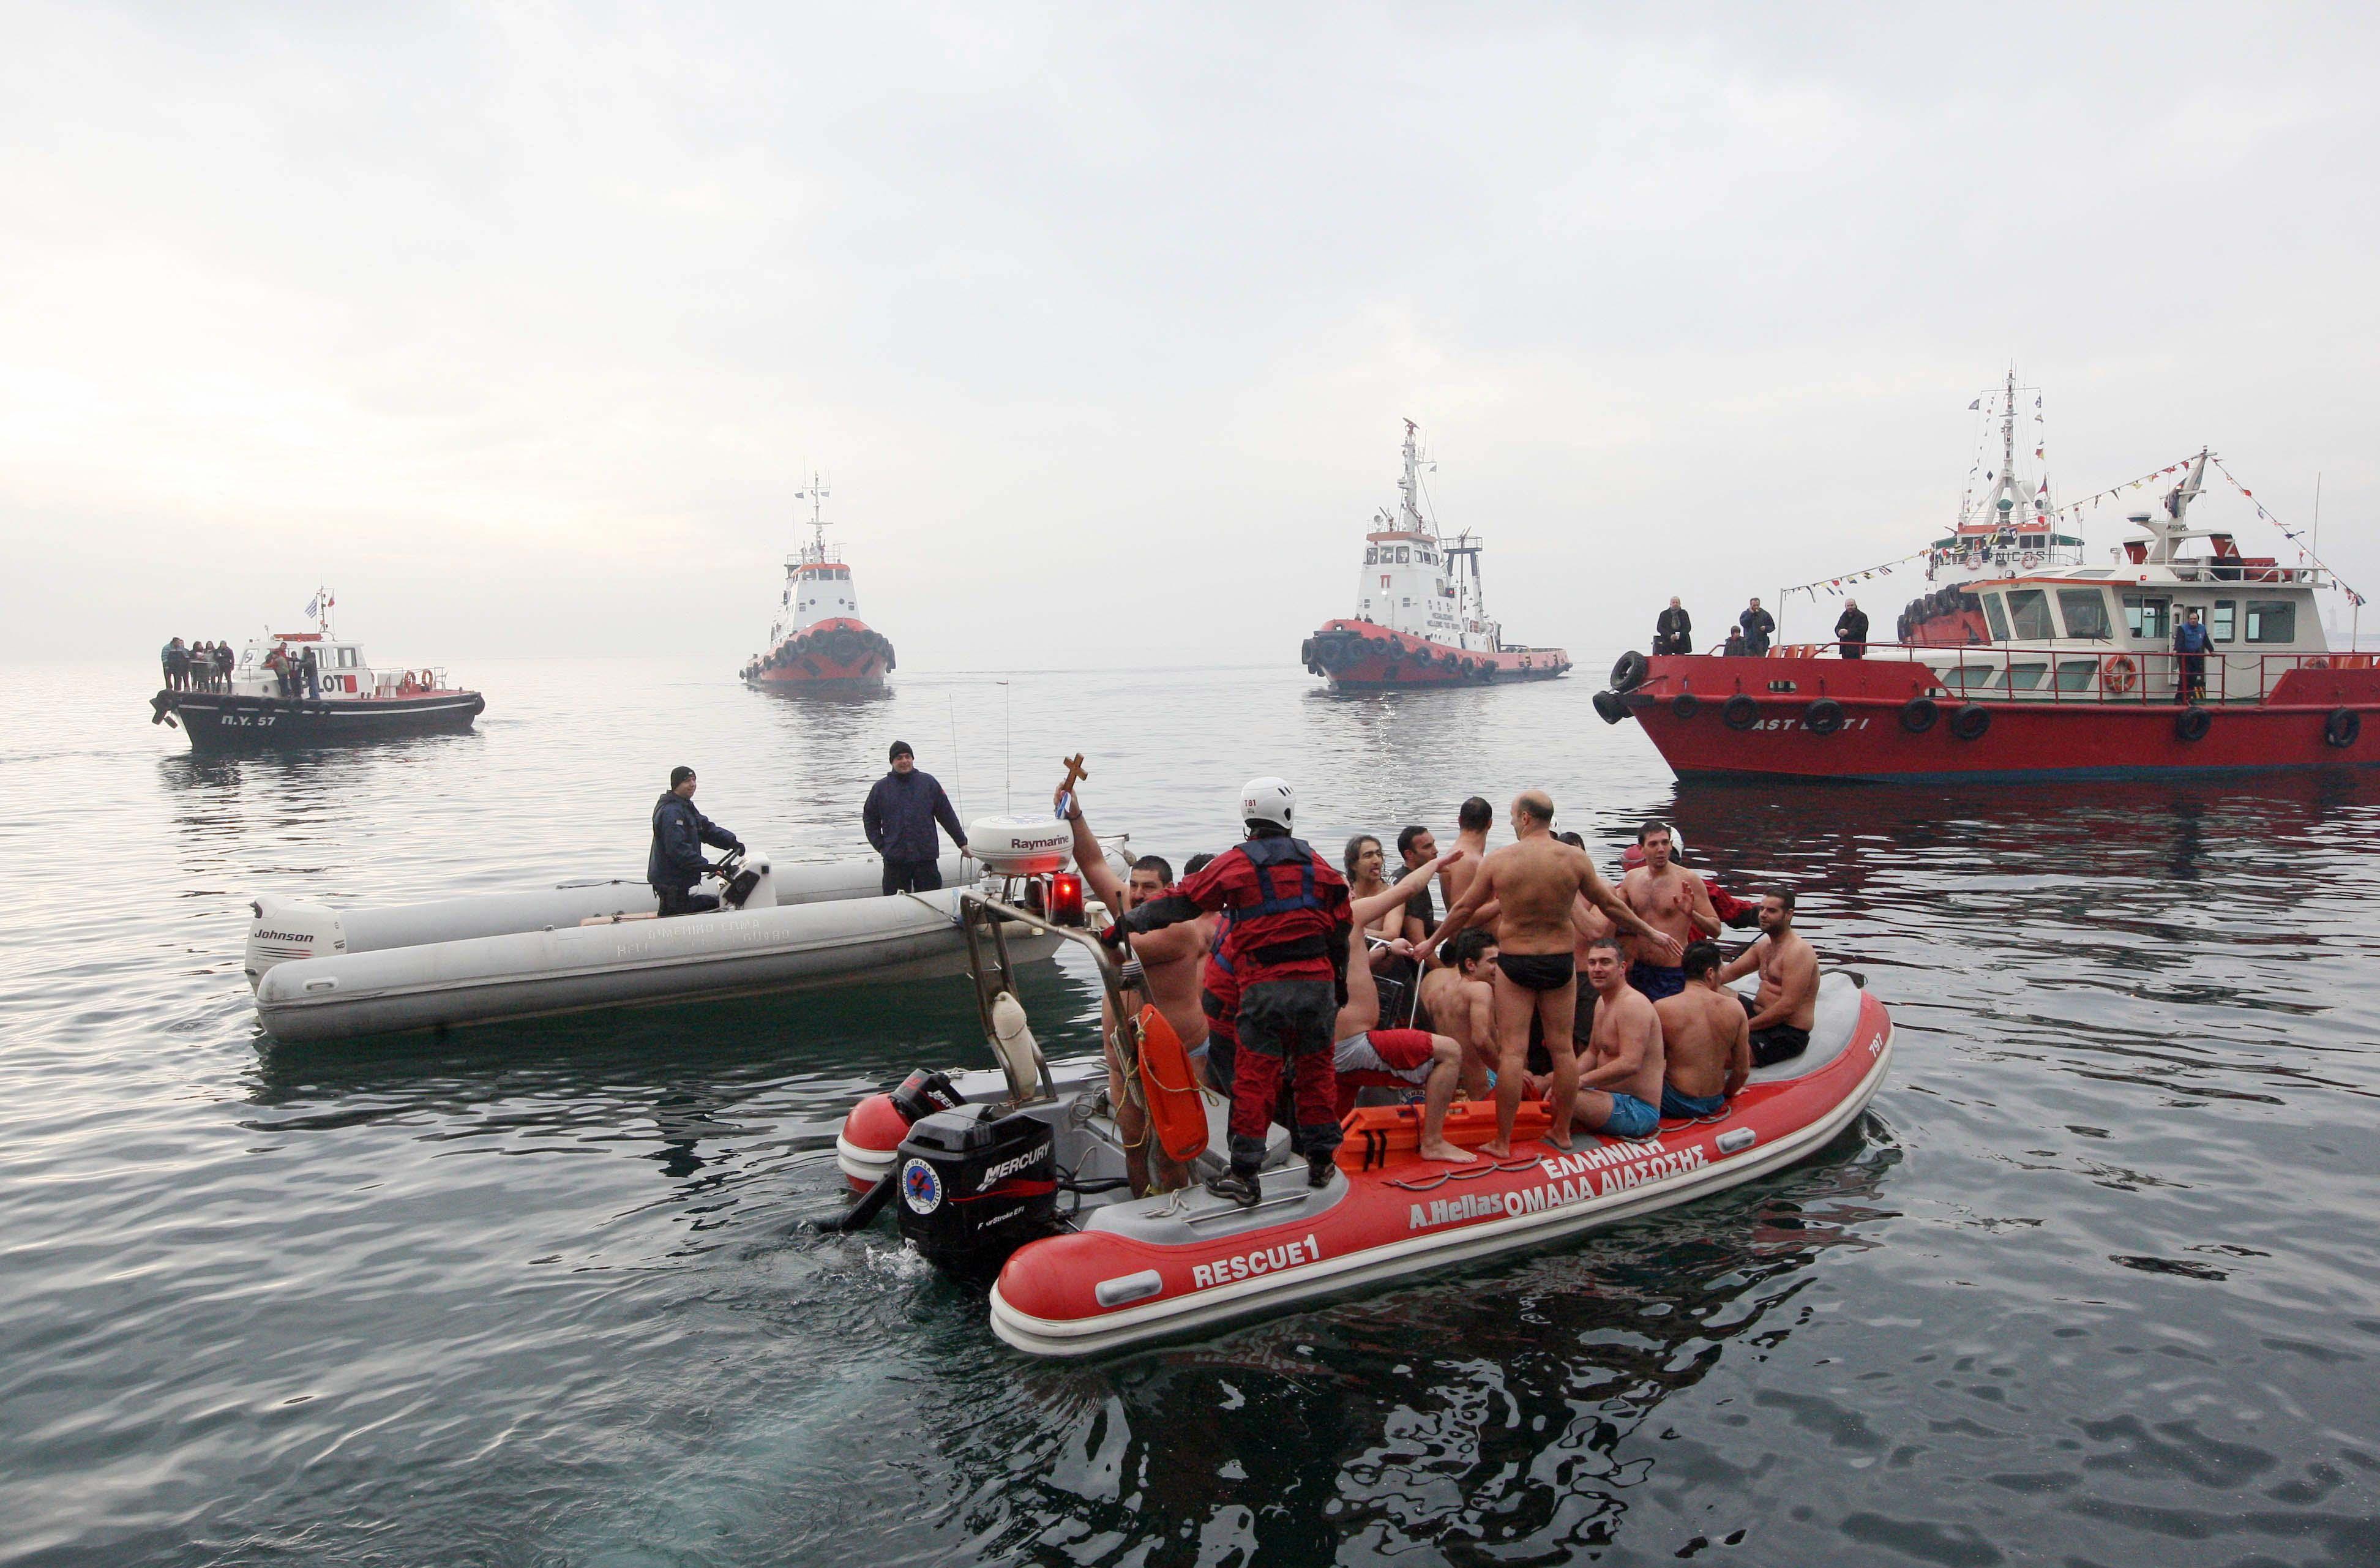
[1496,951,1575,991]
[1740,994,1810,1067]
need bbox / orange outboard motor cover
[1134,1004,1209,1164]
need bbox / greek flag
[304,594,320,618]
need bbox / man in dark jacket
[299,645,321,700]
[863,741,968,894]
[1738,598,1775,656]
[648,766,743,916]
[1835,598,1869,659]
[1653,598,1692,655]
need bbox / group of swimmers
[1061,773,1822,1205]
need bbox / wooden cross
[1058,754,1088,796]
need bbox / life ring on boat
[2324,708,2360,749]
[1899,696,1939,734]
[1132,1005,1209,1163]
[1591,689,1630,726]
[1722,694,1759,730]
[2020,551,2041,569]
[1948,703,1991,741]
[1961,552,1981,571]
[1671,692,1701,719]
[1804,698,1846,735]
[2174,706,2212,743]
[1609,650,1650,692]
[2102,656,2140,694]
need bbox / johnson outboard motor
[894,1103,1058,1276]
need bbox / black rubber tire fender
[1592,689,1630,726]
[1804,698,1846,736]
[2174,706,2212,743]
[826,629,861,662]
[1610,649,1650,692]
[1671,692,1700,719]
[1948,702,1991,741]
[1722,694,1759,730]
[2325,708,2360,749]
[1900,696,1939,733]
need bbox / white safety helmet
[1239,776,1295,831]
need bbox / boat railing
[957,888,1134,1105]
[1759,644,2368,705]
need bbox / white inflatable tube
[253,883,1057,1043]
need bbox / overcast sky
[7,2,2377,667]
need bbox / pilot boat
[1300,421,1571,691]
[741,477,895,694]
[150,593,482,751]
[1598,425,2377,782]
[831,892,1893,1358]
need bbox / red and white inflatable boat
[832,892,1894,1358]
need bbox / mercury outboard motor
[895,1103,1058,1275]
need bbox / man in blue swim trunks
[1532,937,1666,1141]
[1618,820,1720,1003]
[1653,941,1751,1120]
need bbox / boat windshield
[2057,590,2112,640]
[1982,595,2010,640]
[2006,589,2054,640]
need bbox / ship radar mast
[793,473,834,565]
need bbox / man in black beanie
[862,741,968,895]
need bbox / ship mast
[794,473,831,565]
[1398,419,1428,537]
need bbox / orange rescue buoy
[1133,1004,1210,1164]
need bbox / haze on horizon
[6,3,2377,669]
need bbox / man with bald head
[1418,790,1682,1154]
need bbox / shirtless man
[1719,889,1819,1067]
[1653,940,1751,1119]
[1418,927,1498,1097]
[1440,797,1494,912]
[1533,938,1665,1141]
[1062,786,1215,1193]
[1618,820,1720,1003]
[1332,847,1474,1164]
[1420,790,1682,1153]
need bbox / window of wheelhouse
[1394,546,1410,563]
[1364,548,1379,565]
[2210,600,2236,643]
[337,646,359,668]
[1981,593,2010,640]
[2123,595,2170,640]
[2245,599,2296,643]
[2005,588,2054,639]
[2056,589,2112,640]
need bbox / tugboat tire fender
[1609,650,1650,692]
[1591,689,1630,726]
[1722,694,1759,730]
[2174,706,2212,743]
[1804,698,1846,735]
[1948,703,1991,741]
[2324,708,2360,749]
[1899,696,1939,734]
[1671,692,1700,719]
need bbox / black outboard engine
[889,1068,962,1125]
[894,1103,1058,1275]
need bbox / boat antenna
[946,692,965,822]
[998,679,1012,813]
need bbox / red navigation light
[1049,872,1085,926]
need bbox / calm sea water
[2,656,2376,1567]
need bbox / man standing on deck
[1416,790,1681,1156]
[1654,597,1693,655]
[1060,783,1213,1196]
[1107,776,1351,1207]
[2174,607,2212,703]
[1739,598,1775,657]
[863,741,968,895]
[649,767,743,917]
[1618,821,1720,1002]
[1835,599,1869,659]
[1442,797,1494,912]
[1719,890,1819,1066]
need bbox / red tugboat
[1597,448,2378,783]
[1301,421,1570,691]
[741,476,894,695]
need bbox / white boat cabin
[1868,453,2343,703]
[1349,421,1503,653]
[231,632,445,700]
